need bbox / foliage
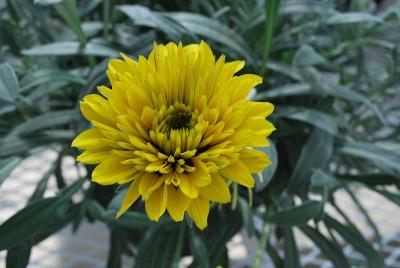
[1,0,400,267]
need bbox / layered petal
[187,197,210,230]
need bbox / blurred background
[1,0,400,267]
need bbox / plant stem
[252,223,270,268]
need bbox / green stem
[252,223,270,268]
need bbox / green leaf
[190,228,210,268]
[324,215,385,268]
[325,12,383,25]
[166,12,254,63]
[117,5,183,40]
[283,228,301,268]
[255,139,278,192]
[0,135,71,157]
[261,0,281,73]
[135,224,180,268]
[310,169,338,191]
[299,225,350,268]
[19,69,85,93]
[280,1,334,15]
[255,83,311,100]
[34,0,62,5]
[86,199,152,229]
[0,63,19,103]
[8,110,80,137]
[267,200,323,226]
[337,141,400,174]
[0,178,83,250]
[299,68,385,123]
[288,128,333,193]
[0,156,22,186]
[106,211,152,229]
[6,242,31,268]
[205,209,242,266]
[274,106,337,135]
[54,0,87,44]
[106,229,122,268]
[373,188,400,207]
[22,41,119,57]
[238,197,255,237]
[337,173,400,186]
[171,223,185,268]
[293,45,326,67]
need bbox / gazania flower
[72,41,275,229]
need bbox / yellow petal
[145,184,167,221]
[200,174,231,203]
[92,157,135,185]
[187,197,210,230]
[116,178,141,218]
[190,158,211,187]
[76,149,109,164]
[178,173,199,198]
[220,159,255,188]
[71,128,105,149]
[167,186,191,221]
[139,172,164,199]
[240,148,271,173]
[248,102,274,117]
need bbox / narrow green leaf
[274,106,337,135]
[54,0,87,44]
[19,69,85,93]
[283,228,301,268]
[300,225,350,268]
[117,5,183,40]
[0,178,83,250]
[34,0,62,5]
[324,215,385,268]
[0,63,19,103]
[346,188,382,247]
[135,224,180,268]
[0,135,71,157]
[255,83,311,100]
[293,45,326,67]
[325,12,383,25]
[105,211,152,229]
[310,169,338,191]
[337,141,400,174]
[268,200,323,226]
[166,12,254,63]
[190,228,210,268]
[288,128,333,193]
[6,242,31,268]
[373,188,400,207]
[106,230,122,268]
[238,197,255,236]
[337,173,400,186]
[0,157,22,186]
[22,41,119,57]
[8,110,80,136]
[261,0,281,73]
[171,223,185,268]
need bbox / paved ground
[0,150,399,267]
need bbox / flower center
[159,103,194,133]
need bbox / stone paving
[0,150,399,267]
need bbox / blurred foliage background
[1,0,400,267]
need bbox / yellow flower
[72,41,275,229]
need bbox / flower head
[72,41,275,229]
